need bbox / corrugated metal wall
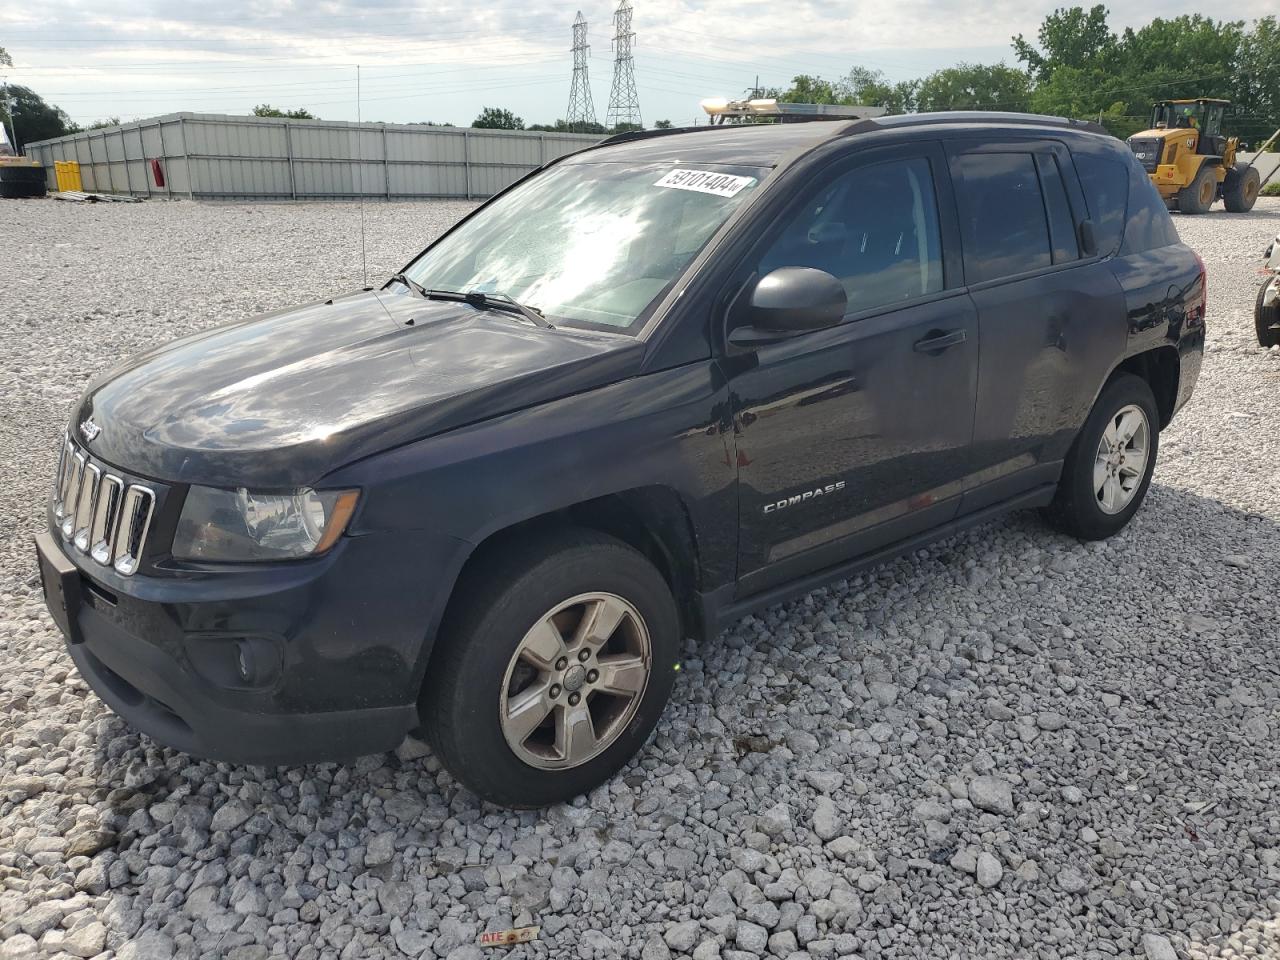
[25,113,602,201]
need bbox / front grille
[51,435,155,576]
[1129,137,1163,173]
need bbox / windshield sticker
[654,169,755,198]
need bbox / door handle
[913,328,967,354]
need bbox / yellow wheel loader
[1126,98,1260,214]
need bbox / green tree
[252,104,317,119]
[0,85,77,150]
[1013,5,1116,83]
[762,68,916,116]
[915,63,1032,112]
[527,119,607,133]
[1112,15,1243,113]
[773,75,846,104]
[1235,16,1280,145]
[843,66,918,115]
[0,46,12,68]
[87,116,121,130]
[472,106,524,130]
[653,119,673,128]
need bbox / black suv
[37,113,1204,807]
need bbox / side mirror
[729,267,847,348]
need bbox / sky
[2,0,1275,130]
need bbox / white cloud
[3,0,1273,126]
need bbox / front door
[728,144,980,596]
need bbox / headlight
[173,486,359,562]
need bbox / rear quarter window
[1119,155,1181,254]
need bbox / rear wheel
[1257,277,1280,347]
[421,528,679,808]
[1177,164,1217,214]
[1042,373,1160,541]
[1223,162,1260,213]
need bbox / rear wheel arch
[1113,346,1180,428]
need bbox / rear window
[1120,155,1181,254]
[955,153,1053,283]
[1073,153,1127,256]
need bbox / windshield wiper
[387,272,429,299]
[423,288,553,328]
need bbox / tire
[1223,162,1261,213]
[1177,164,1217,214]
[1041,373,1160,541]
[1258,277,1280,347]
[421,528,679,808]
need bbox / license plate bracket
[35,531,84,645]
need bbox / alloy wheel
[1093,403,1150,514]
[499,592,652,769]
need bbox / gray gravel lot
[2,197,1279,960]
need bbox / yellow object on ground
[54,161,83,192]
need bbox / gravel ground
[2,197,1279,960]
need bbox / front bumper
[36,525,465,765]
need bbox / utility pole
[565,12,598,133]
[605,0,642,131]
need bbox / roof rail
[596,124,738,147]
[868,111,1108,136]
[591,109,1109,154]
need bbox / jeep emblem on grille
[79,418,101,442]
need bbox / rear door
[728,142,980,596]
[947,139,1126,513]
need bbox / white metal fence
[1240,152,1280,187]
[25,112,602,201]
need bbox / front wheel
[1177,165,1217,214]
[1223,162,1260,213]
[1042,373,1160,541]
[421,529,679,808]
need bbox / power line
[565,12,598,132]
[605,0,641,129]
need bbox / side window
[954,153,1052,283]
[1120,155,1181,254]
[1073,153,1128,256]
[757,157,943,315]
[1036,154,1079,263]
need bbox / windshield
[403,160,766,334]
[1153,102,1205,130]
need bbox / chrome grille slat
[50,434,156,577]
[112,486,155,577]
[60,452,87,539]
[51,441,70,521]
[89,474,123,564]
[72,463,101,551]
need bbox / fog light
[184,635,282,691]
[236,642,254,683]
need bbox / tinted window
[1036,154,1079,263]
[758,157,943,315]
[1073,153,1127,256]
[1120,156,1181,254]
[955,153,1052,283]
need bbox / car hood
[75,289,644,487]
